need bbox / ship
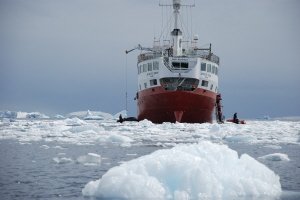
[126,0,221,123]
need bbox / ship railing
[138,52,162,63]
[138,49,220,65]
[189,50,220,65]
[162,50,174,71]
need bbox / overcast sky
[0,0,299,118]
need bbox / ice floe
[64,117,87,126]
[0,114,299,146]
[53,157,73,164]
[53,145,65,149]
[259,153,290,161]
[96,133,133,147]
[40,145,50,149]
[264,144,282,149]
[77,153,101,165]
[82,141,282,199]
[67,124,104,133]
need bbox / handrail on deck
[138,50,219,65]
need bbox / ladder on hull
[215,93,224,124]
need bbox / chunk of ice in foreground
[82,141,281,199]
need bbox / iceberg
[66,110,113,120]
[0,110,46,120]
[0,111,17,118]
[26,112,49,119]
[84,110,104,120]
[54,114,65,119]
[273,116,300,122]
[82,141,281,199]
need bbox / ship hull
[137,87,216,123]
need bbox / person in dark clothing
[117,114,138,123]
[233,112,239,124]
[118,114,124,123]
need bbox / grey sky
[0,0,299,118]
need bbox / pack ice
[82,141,281,199]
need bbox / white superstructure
[128,0,220,95]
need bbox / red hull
[137,87,216,123]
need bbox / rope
[125,54,128,112]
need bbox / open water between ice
[0,117,300,199]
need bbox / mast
[173,0,180,29]
[171,0,182,56]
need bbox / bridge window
[150,79,157,86]
[148,63,152,71]
[172,62,188,69]
[138,65,142,74]
[215,67,218,75]
[210,84,213,90]
[201,80,208,87]
[143,64,147,72]
[153,61,159,70]
[207,64,211,73]
[212,65,215,74]
[144,82,147,89]
[201,63,206,71]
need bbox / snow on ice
[82,141,282,199]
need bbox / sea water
[0,118,299,199]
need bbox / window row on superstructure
[139,79,158,90]
[138,61,159,74]
[201,80,218,93]
[139,77,218,93]
[201,62,218,75]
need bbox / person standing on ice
[118,114,124,123]
[233,112,239,124]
